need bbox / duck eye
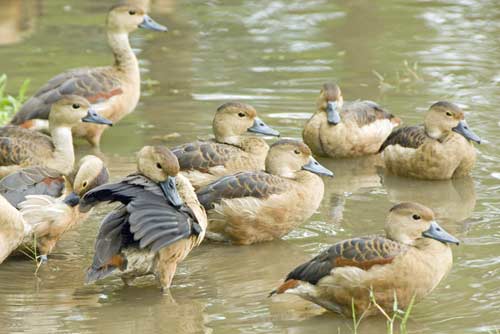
[238,112,246,118]
[294,149,301,155]
[446,112,452,117]
[156,163,162,169]
[129,10,136,15]
[82,181,88,188]
[412,214,421,220]
[72,104,80,109]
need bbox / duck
[80,146,207,291]
[9,3,167,146]
[0,194,27,264]
[270,202,459,317]
[379,101,481,180]
[302,83,401,158]
[0,95,112,179]
[17,155,109,262]
[196,139,333,245]
[171,102,280,189]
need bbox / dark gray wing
[0,167,64,208]
[196,171,288,210]
[379,125,428,152]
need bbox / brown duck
[81,146,207,291]
[380,101,481,180]
[0,95,111,178]
[172,102,280,189]
[197,139,333,245]
[271,202,459,317]
[303,83,401,158]
[9,3,166,146]
[17,155,109,261]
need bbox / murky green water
[0,0,499,333]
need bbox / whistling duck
[197,139,333,245]
[172,102,280,189]
[0,195,27,264]
[303,83,401,158]
[380,101,480,180]
[271,202,459,317]
[9,3,166,146]
[17,155,109,261]
[0,95,111,179]
[81,146,207,291]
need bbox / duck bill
[63,192,80,207]
[326,101,340,125]
[247,117,280,137]
[452,120,481,144]
[422,221,460,245]
[302,157,334,177]
[139,15,168,32]
[82,108,113,126]
[159,176,183,207]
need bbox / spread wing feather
[196,171,288,210]
[379,125,428,152]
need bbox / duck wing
[379,125,428,152]
[10,67,122,125]
[172,141,242,172]
[196,171,288,210]
[0,167,64,208]
[273,237,406,293]
[0,127,54,166]
[342,100,399,127]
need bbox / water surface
[0,0,499,333]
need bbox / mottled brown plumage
[303,83,400,158]
[82,146,207,291]
[271,202,459,317]
[197,140,333,245]
[380,101,480,180]
[172,102,279,189]
[10,4,166,146]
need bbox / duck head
[48,95,113,129]
[137,146,183,207]
[68,155,110,209]
[212,102,280,145]
[107,3,167,34]
[424,101,481,144]
[265,139,334,178]
[385,202,459,246]
[318,83,343,125]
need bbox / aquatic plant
[0,74,30,125]
[350,289,416,334]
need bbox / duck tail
[85,254,127,284]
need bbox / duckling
[196,139,333,245]
[0,95,111,179]
[172,102,280,189]
[9,3,167,146]
[303,83,401,158]
[379,101,481,180]
[81,146,207,291]
[270,202,459,317]
[17,155,109,261]
[0,195,27,264]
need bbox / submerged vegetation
[0,74,30,125]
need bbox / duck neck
[217,135,242,148]
[48,126,75,175]
[108,31,139,73]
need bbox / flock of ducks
[0,2,482,319]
